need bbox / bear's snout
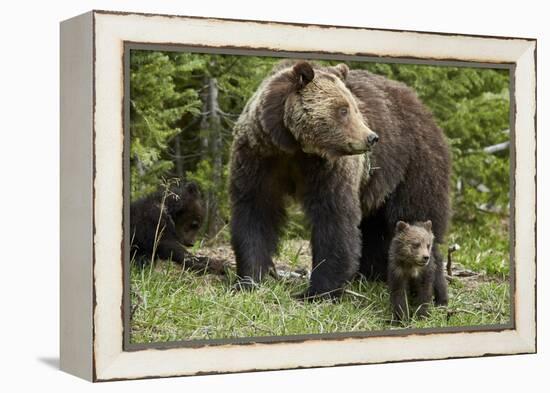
[367,132,379,146]
[347,124,379,155]
[347,128,378,154]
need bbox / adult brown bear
[229,60,450,301]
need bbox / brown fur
[387,221,447,321]
[131,182,227,274]
[229,60,451,299]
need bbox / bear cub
[388,220,447,321]
[130,181,226,274]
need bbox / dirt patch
[196,242,502,291]
[198,244,237,266]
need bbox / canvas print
[127,49,511,345]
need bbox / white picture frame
[60,10,536,381]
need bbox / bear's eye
[339,107,349,117]
[190,221,200,230]
[413,242,421,248]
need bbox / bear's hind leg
[432,245,449,306]
[359,208,391,281]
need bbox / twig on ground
[447,308,478,317]
[130,292,144,318]
[344,289,370,300]
[447,243,460,277]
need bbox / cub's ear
[423,220,433,231]
[396,221,409,232]
[293,61,315,89]
[330,63,349,81]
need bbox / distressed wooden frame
[60,10,537,382]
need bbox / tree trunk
[200,76,223,238]
[173,133,184,180]
[483,141,509,154]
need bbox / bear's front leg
[231,194,285,287]
[155,238,187,264]
[411,270,434,318]
[155,238,226,274]
[302,158,362,299]
[388,273,410,321]
[230,154,287,288]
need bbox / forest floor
[129,237,511,344]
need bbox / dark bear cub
[388,220,448,321]
[130,181,226,274]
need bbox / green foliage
[446,217,510,276]
[130,51,511,274]
[185,159,230,228]
[130,51,203,199]
[130,51,278,233]
[354,62,511,224]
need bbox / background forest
[129,50,511,343]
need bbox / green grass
[130,220,511,344]
[446,216,510,277]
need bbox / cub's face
[284,63,378,159]
[394,220,434,268]
[175,200,204,247]
[173,182,205,247]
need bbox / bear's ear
[259,66,307,154]
[396,221,409,232]
[329,63,349,81]
[423,220,433,231]
[292,61,315,89]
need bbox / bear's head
[393,220,434,268]
[259,61,378,158]
[166,181,205,247]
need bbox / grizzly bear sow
[388,220,447,321]
[229,60,451,298]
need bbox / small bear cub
[130,181,226,275]
[388,220,437,321]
